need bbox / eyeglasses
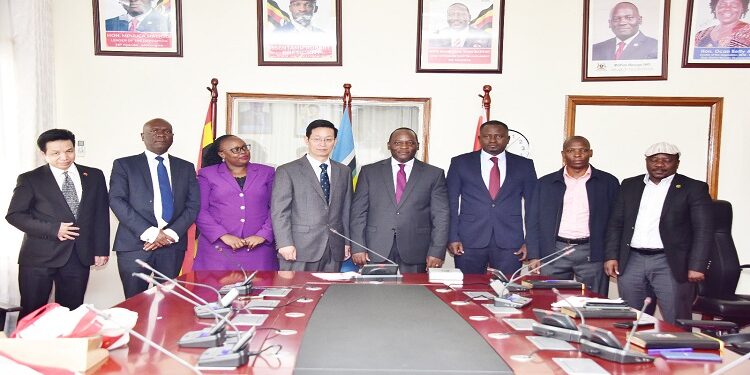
[309,137,335,145]
[223,144,250,154]
[611,15,637,22]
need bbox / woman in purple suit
[194,135,278,271]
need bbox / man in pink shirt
[526,136,619,296]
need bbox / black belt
[629,247,665,255]
[556,236,589,245]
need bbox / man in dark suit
[591,2,659,61]
[271,120,352,272]
[446,120,537,276]
[604,142,714,324]
[110,118,200,298]
[6,129,110,318]
[526,136,619,296]
[350,128,450,273]
[105,0,170,32]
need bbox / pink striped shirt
[557,166,591,239]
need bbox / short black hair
[388,127,418,143]
[37,129,76,152]
[562,135,591,150]
[479,120,509,131]
[711,0,749,16]
[305,119,338,138]
[202,134,235,167]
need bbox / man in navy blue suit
[110,118,200,298]
[105,0,170,32]
[446,120,537,276]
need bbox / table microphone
[622,297,652,353]
[135,259,212,306]
[151,275,238,319]
[132,273,243,349]
[197,326,256,368]
[489,245,574,294]
[328,227,400,277]
[84,305,203,374]
[552,287,587,327]
[219,266,257,296]
[492,247,576,308]
[528,288,586,343]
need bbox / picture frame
[416,0,504,73]
[682,0,750,68]
[226,93,432,166]
[582,0,669,81]
[92,0,182,57]
[257,0,342,66]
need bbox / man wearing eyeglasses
[109,118,200,298]
[350,128,449,273]
[271,119,353,272]
[591,2,659,61]
[446,120,537,276]
[525,136,619,297]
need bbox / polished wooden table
[95,271,749,374]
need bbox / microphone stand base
[220,283,252,295]
[493,295,532,308]
[194,304,232,319]
[198,346,250,368]
[580,339,655,363]
[531,323,583,343]
[178,329,226,348]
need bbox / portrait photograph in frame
[92,0,182,57]
[682,0,750,68]
[582,0,669,81]
[416,0,504,73]
[257,0,342,66]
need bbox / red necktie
[489,157,500,200]
[129,18,139,32]
[614,41,626,60]
[395,163,406,203]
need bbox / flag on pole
[180,101,215,275]
[473,104,485,151]
[267,0,291,29]
[470,4,493,32]
[331,106,359,272]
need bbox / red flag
[180,101,215,275]
[473,105,485,151]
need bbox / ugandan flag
[267,0,291,29]
[470,4,493,32]
[180,100,216,275]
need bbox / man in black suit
[110,118,200,298]
[6,129,110,318]
[604,142,714,324]
[105,0,170,32]
[591,2,659,61]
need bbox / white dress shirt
[480,150,507,190]
[141,150,178,243]
[390,157,415,194]
[630,174,675,248]
[49,164,82,201]
[306,154,332,185]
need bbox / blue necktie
[320,163,330,204]
[155,156,173,222]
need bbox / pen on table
[647,348,694,355]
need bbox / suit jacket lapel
[398,159,423,208]
[660,174,683,220]
[217,162,242,192]
[137,153,156,220]
[378,159,397,207]
[43,166,76,220]
[468,152,489,199]
[76,165,93,208]
[329,161,340,201]
[243,163,261,193]
[301,156,327,203]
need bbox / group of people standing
[7,117,713,325]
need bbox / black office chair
[691,200,750,327]
[0,302,21,333]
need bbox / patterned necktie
[489,157,501,200]
[155,156,174,222]
[129,18,139,32]
[614,41,626,60]
[62,171,80,219]
[395,163,406,203]
[319,163,330,204]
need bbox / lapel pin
[83,172,88,177]
[633,43,640,47]
[675,184,682,189]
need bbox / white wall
[49,1,749,307]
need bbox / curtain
[0,0,55,329]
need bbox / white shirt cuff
[163,229,179,242]
[140,227,160,243]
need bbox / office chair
[691,200,750,327]
[0,302,21,333]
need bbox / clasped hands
[144,230,177,251]
[220,234,267,251]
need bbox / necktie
[61,171,80,219]
[156,156,174,222]
[614,41,626,60]
[129,18,139,32]
[489,157,500,200]
[395,163,406,204]
[319,163,330,204]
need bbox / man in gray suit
[271,120,352,272]
[350,128,450,273]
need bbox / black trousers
[117,248,185,299]
[18,252,90,319]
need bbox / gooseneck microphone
[622,297,653,353]
[150,275,240,319]
[85,305,203,374]
[552,287,587,326]
[329,227,400,277]
[492,247,576,308]
[135,259,212,306]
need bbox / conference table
[94,271,749,374]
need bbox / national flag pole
[332,83,359,272]
[473,85,492,151]
[181,78,218,276]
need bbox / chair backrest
[699,200,741,299]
